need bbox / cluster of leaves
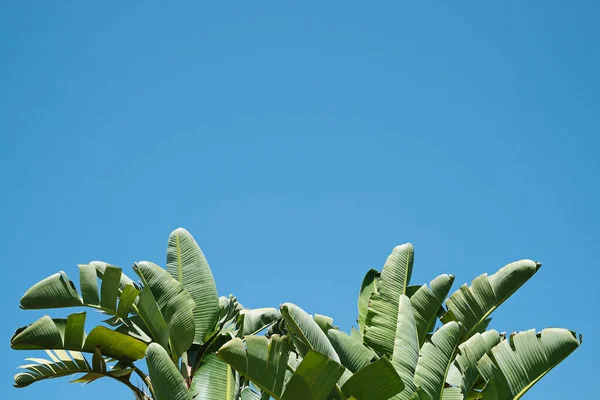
[10,229,581,400]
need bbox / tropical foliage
[11,230,581,400]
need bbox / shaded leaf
[146,343,192,400]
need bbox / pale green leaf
[364,244,414,356]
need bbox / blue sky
[1,1,597,399]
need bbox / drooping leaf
[441,260,541,340]
[20,272,82,309]
[166,228,219,344]
[478,328,582,400]
[341,356,404,400]
[11,316,63,350]
[314,314,336,333]
[146,343,192,400]
[327,329,376,373]
[280,303,340,363]
[218,335,291,399]
[364,244,414,356]
[409,274,455,346]
[281,350,345,400]
[190,354,236,400]
[11,313,147,361]
[82,326,147,361]
[242,308,281,335]
[413,321,461,400]
[358,269,379,336]
[134,261,196,357]
[14,350,105,388]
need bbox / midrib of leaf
[227,364,232,399]
[176,233,183,283]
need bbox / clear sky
[1,1,597,399]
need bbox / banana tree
[10,228,280,400]
[219,243,582,400]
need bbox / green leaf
[281,350,345,400]
[190,354,236,400]
[64,312,87,350]
[327,329,376,373]
[441,260,541,340]
[91,261,138,291]
[218,335,291,398]
[241,387,262,400]
[20,272,82,309]
[358,269,379,336]
[391,295,419,400]
[136,285,170,350]
[146,343,192,400]
[409,274,455,346]
[314,314,336,333]
[167,228,219,344]
[11,316,63,350]
[14,350,96,388]
[78,264,100,306]
[364,244,414,356]
[413,321,461,400]
[280,303,340,363]
[446,330,503,396]
[100,265,122,312]
[83,325,147,361]
[92,346,107,373]
[116,284,140,318]
[242,307,281,335]
[11,313,147,361]
[134,261,196,358]
[478,328,582,400]
[341,356,404,400]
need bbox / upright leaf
[134,261,196,357]
[146,343,192,400]
[167,228,219,344]
[190,354,236,400]
[410,274,454,346]
[357,269,379,335]
[100,266,122,312]
[446,330,503,396]
[391,295,419,400]
[218,335,291,399]
[78,264,100,306]
[364,244,414,356]
[413,321,461,400]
